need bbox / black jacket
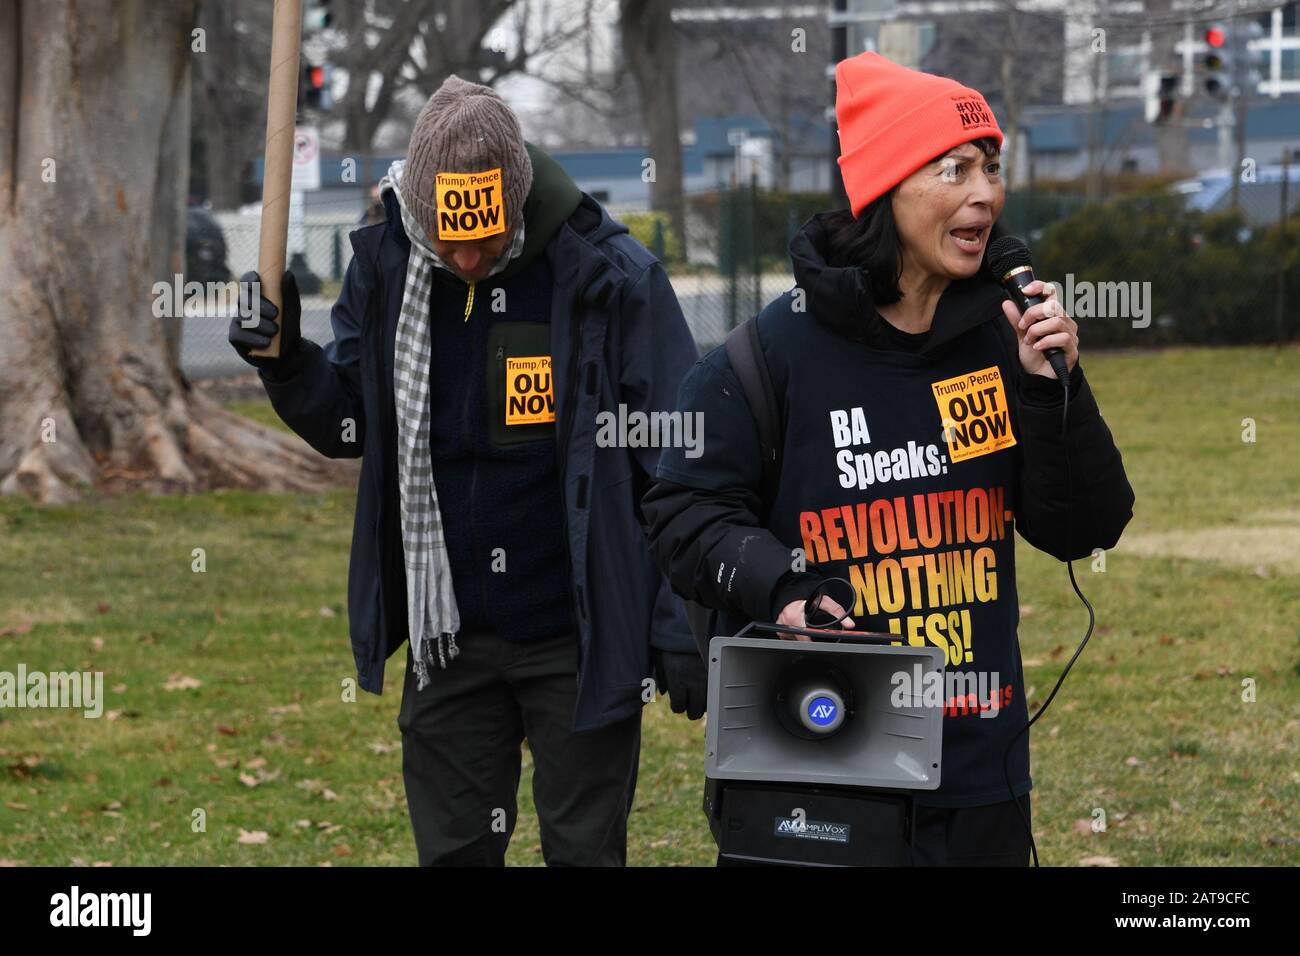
[258,144,699,731]
[643,211,1135,634]
[640,211,1135,806]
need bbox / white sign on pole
[291,126,321,191]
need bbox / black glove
[229,269,302,373]
[653,649,707,720]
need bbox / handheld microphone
[987,236,1070,384]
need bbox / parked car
[1172,164,1300,226]
[186,206,230,285]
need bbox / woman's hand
[1001,279,1078,380]
[775,595,855,642]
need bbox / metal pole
[1230,11,1243,212]
[751,172,761,319]
[1277,148,1290,344]
[829,0,848,211]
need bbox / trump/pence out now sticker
[930,365,1017,463]
[435,168,505,240]
[506,356,556,426]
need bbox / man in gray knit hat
[231,75,706,865]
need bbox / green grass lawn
[1,346,1297,866]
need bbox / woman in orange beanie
[643,52,1135,865]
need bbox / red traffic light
[308,65,326,89]
[1205,27,1226,48]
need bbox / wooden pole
[249,0,303,358]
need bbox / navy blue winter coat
[258,146,698,731]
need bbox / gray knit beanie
[401,75,532,243]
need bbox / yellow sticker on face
[505,356,555,426]
[931,365,1017,463]
[435,168,505,240]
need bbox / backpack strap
[725,318,781,511]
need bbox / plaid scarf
[378,161,524,691]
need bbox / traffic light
[1144,70,1181,124]
[1203,23,1230,99]
[304,1,332,31]
[1145,70,1181,124]
[1235,19,1266,94]
[1159,74,1179,121]
[302,62,331,111]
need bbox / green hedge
[619,211,685,264]
[1033,189,1299,346]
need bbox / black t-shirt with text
[658,310,1032,808]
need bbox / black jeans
[396,628,642,866]
[906,794,1033,866]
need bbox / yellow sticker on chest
[930,365,1017,463]
[435,168,504,239]
[506,356,556,425]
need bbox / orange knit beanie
[835,51,1003,217]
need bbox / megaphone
[703,622,945,866]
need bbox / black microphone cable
[801,577,856,630]
[1002,360,1097,867]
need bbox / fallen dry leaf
[237,829,269,845]
[163,674,202,691]
[1079,855,1119,867]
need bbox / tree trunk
[342,76,389,155]
[619,0,688,259]
[998,12,1022,195]
[194,0,269,211]
[0,0,349,504]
